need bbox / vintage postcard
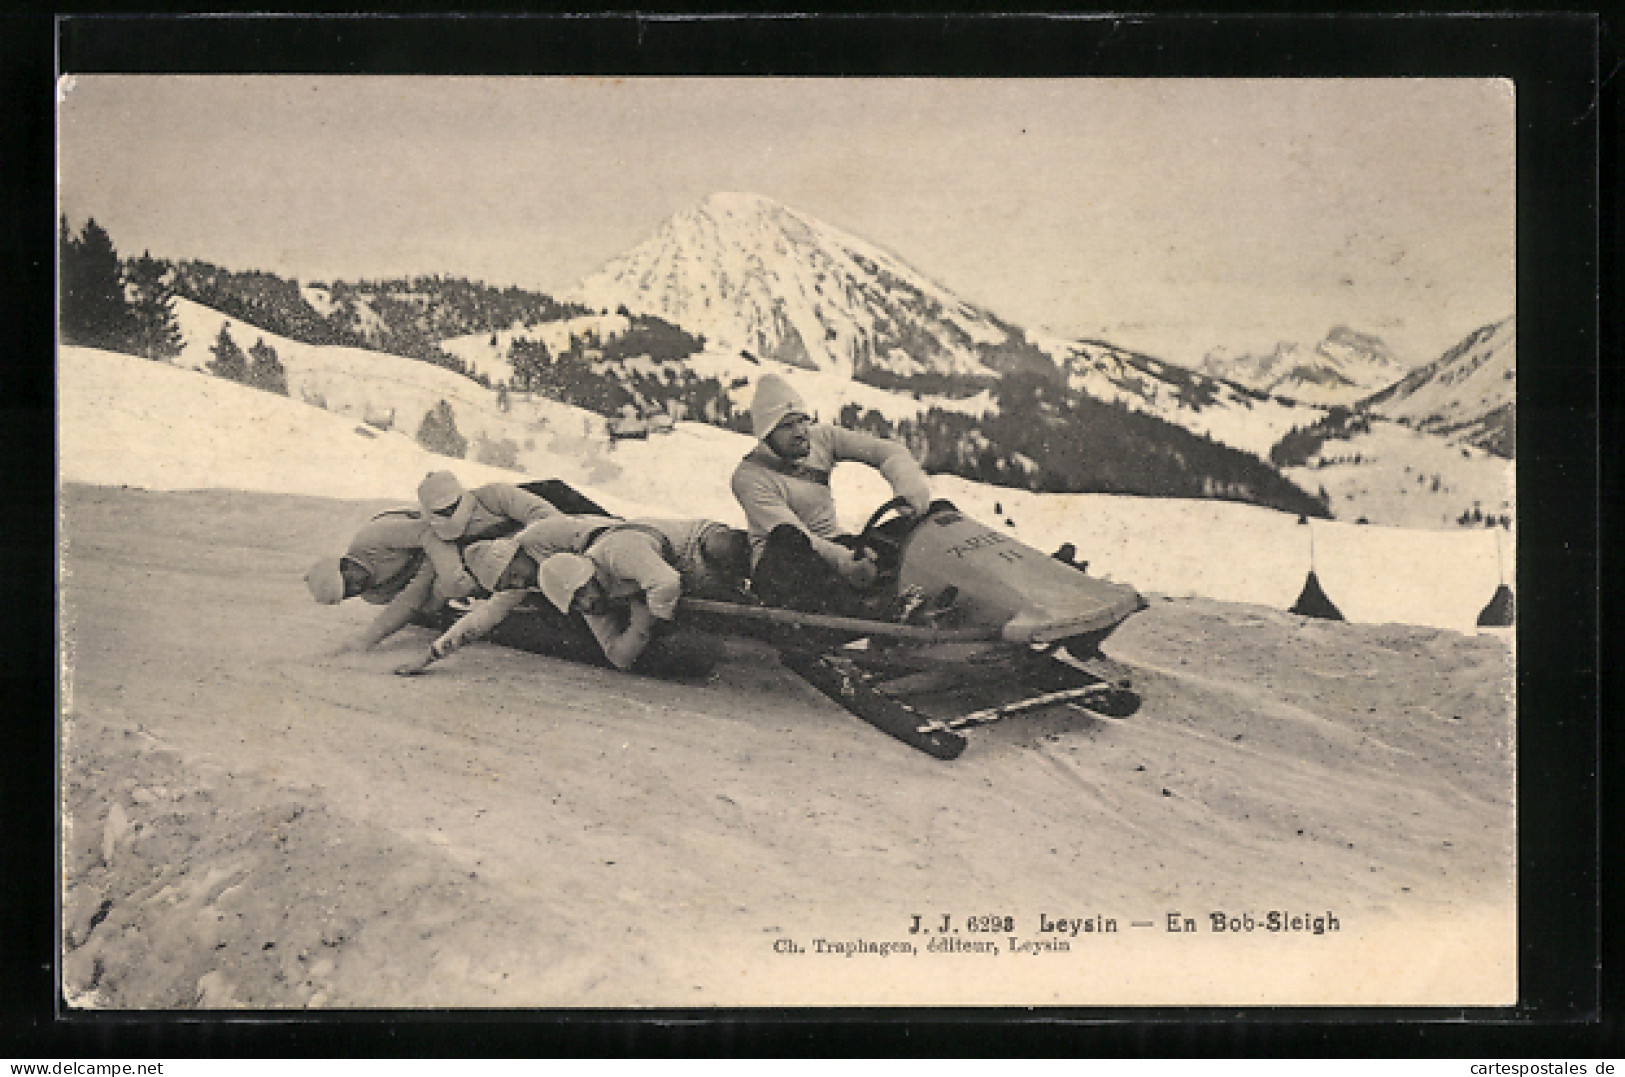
[57,69,1520,1010]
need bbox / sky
[57,76,1515,367]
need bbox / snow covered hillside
[60,343,1512,635]
[1283,419,1514,530]
[1364,317,1515,457]
[566,191,1013,383]
[1199,326,1412,407]
[438,310,636,390]
[1034,334,1328,458]
[173,297,521,448]
[440,318,995,433]
[165,297,671,500]
[59,345,635,516]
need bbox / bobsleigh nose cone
[1000,608,1052,644]
[999,581,1143,645]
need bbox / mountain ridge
[566,192,1017,383]
[566,191,1342,459]
[1362,316,1514,458]
[1197,326,1412,407]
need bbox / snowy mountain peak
[1198,327,1410,406]
[694,190,784,217]
[1324,325,1398,361]
[566,193,1016,382]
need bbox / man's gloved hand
[394,651,436,676]
[838,548,880,590]
[897,487,932,518]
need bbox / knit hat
[418,470,474,540]
[465,537,520,592]
[749,373,810,441]
[698,523,751,577]
[304,556,346,605]
[538,552,597,613]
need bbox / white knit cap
[749,373,810,441]
[465,537,520,592]
[538,552,597,613]
[418,470,474,540]
[304,556,346,605]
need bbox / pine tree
[125,251,185,360]
[247,338,289,396]
[416,400,467,458]
[508,337,553,393]
[207,325,250,383]
[60,217,135,350]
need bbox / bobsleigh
[678,497,1145,759]
[418,485,1145,760]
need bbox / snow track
[59,484,1515,1007]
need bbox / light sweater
[730,423,931,568]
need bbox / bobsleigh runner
[421,487,1145,760]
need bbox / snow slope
[59,485,1515,1007]
[60,344,1512,635]
[1033,334,1326,458]
[1365,317,1515,455]
[173,297,528,449]
[58,345,646,518]
[1283,420,1514,530]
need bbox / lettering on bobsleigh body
[941,530,1025,563]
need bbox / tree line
[838,364,1330,518]
[59,217,185,361]
[61,216,289,400]
[1268,407,1373,468]
[61,214,601,389]
[506,319,745,430]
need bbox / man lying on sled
[303,503,450,653]
[305,476,615,653]
[730,373,951,623]
[413,470,568,599]
[391,514,748,678]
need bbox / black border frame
[5,11,1610,1058]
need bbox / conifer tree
[125,251,185,360]
[416,400,467,458]
[247,337,289,396]
[508,337,553,393]
[207,325,250,383]
[60,217,135,349]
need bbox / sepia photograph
[55,69,1523,1010]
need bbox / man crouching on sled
[731,373,944,621]
[392,515,747,679]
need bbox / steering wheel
[851,495,926,569]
